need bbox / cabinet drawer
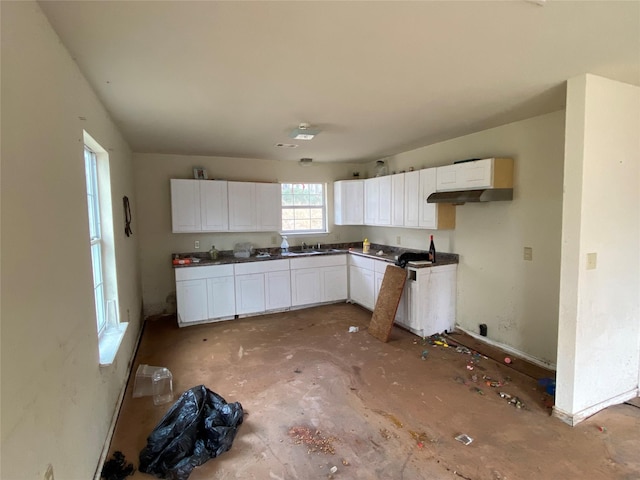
[234,259,290,275]
[290,254,347,270]
[175,264,234,281]
[349,254,375,271]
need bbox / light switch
[524,247,533,261]
[586,252,597,270]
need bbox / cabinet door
[228,182,256,231]
[321,265,348,302]
[419,168,437,229]
[171,179,201,232]
[460,158,493,189]
[291,269,322,307]
[391,173,404,227]
[335,180,364,225]
[265,270,291,310]
[256,183,281,232]
[417,267,457,336]
[377,176,392,225]
[373,272,385,307]
[349,265,375,310]
[200,180,229,231]
[404,171,420,228]
[235,273,265,315]
[176,279,208,324]
[207,276,235,319]
[364,178,378,225]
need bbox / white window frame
[83,131,127,366]
[281,183,327,234]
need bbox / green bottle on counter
[209,245,219,260]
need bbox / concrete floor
[108,303,640,479]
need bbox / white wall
[1,3,142,478]
[362,111,566,365]
[555,74,640,424]
[133,153,364,314]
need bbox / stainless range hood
[427,188,513,205]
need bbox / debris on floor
[348,326,359,333]
[455,433,474,445]
[289,426,336,455]
[498,391,525,409]
[101,451,134,480]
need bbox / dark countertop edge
[173,244,458,269]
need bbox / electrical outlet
[44,464,54,480]
[396,236,401,245]
[194,240,200,249]
[524,247,533,261]
[586,252,597,270]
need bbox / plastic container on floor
[152,367,174,406]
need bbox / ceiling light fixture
[289,122,320,140]
[275,143,299,148]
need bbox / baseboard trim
[456,326,556,371]
[553,387,639,426]
[93,317,146,480]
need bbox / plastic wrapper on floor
[139,385,244,480]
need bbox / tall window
[281,183,326,233]
[84,146,107,334]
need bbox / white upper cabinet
[200,181,229,231]
[171,180,201,232]
[364,176,393,226]
[391,173,405,227]
[171,179,228,233]
[256,183,281,231]
[334,180,364,225]
[228,181,281,232]
[436,157,513,192]
[228,181,256,231]
[419,169,437,228]
[403,170,420,228]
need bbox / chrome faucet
[302,242,307,250]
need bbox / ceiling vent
[275,143,299,148]
[289,123,320,140]
[298,158,313,167]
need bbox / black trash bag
[139,385,243,480]
[396,252,432,268]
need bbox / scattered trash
[330,466,338,474]
[342,459,350,466]
[471,374,478,383]
[466,364,474,371]
[598,426,607,432]
[417,442,424,448]
[504,357,512,364]
[471,387,485,396]
[348,326,359,333]
[289,426,336,454]
[294,368,302,374]
[421,350,429,360]
[139,386,244,480]
[454,376,467,385]
[455,433,474,445]
[538,377,556,396]
[498,391,525,409]
[101,451,134,480]
[456,346,472,355]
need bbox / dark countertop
[172,242,458,269]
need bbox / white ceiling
[38,0,640,164]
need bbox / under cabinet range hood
[427,188,513,205]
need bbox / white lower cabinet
[403,264,457,336]
[235,259,291,315]
[266,270,292,311]
[176,264,235,326]
[348,255,376,310]
[207,276,235,320]
[235,273,266,315]
[176,279,208,324]
[290,255,348,307]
